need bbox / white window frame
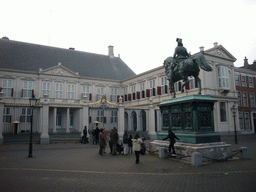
[111,110,118,123]
[82,85,90,100]
[161,76,168,95]
[3,107,11,123]
[131,85,136,100]
[97,110,104,122]
[23,81,33,98]
[149,80,155,97]
[220,102,227,122]
[67,84,75,99]
[140,83,145,98]
[243,92,248,107]
[111,88,118,102]
[244,112,250,130]
[2,79,13,97]
[20,108,32,123]
[250,92,255,108]
[248,77,254,88]
[235,74,240,86]
[217,66,229,89]
[55,83,63,99]
[96,87,104,101]
[239,112,244,130]
[42,81,51,96]
[241,76,246,87]
[237,91,242,107]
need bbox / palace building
[0,37,254,144]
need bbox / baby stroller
[116,143,124,155]
[81,135,89,144]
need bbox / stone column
[118,98,125,141]
[0,100,5,145]
[148,99,157,140]
[81,103,89,137]
[66,108,70,133]
[53,107,57,133]
[40,103,50,144]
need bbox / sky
[1,0,256,74]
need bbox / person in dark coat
[108,129,113,154]
[110,127,119,155]
[95,126,100,145]
[99,129,106,155]
[81,126,88,144]
[162,129,179,154]
[128,135,133,154]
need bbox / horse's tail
[194,53,212,71]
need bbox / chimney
[69,47,75,50]
[2,36,9,40]
[199,46,204,52]
[244,57,249,68]
[213,42,218,47]
[108,45,114,58]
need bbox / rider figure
[171,38,191,74]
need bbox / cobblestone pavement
[0,134,255,192]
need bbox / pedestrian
[128,135,133,154]
[108,129,113,154]
[123,131,128,155]
[162,129,179,154]
[110,127,119,155]
[95,126,100,145]
[132,134,144,164]
[99,128,106,155]
[91,128,96,144]
[81,126,88,144]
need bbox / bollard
[159,147,167,158]
[191,152,202,167]
[240,147,249,159]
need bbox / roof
[235,67,256,75]
[0,39,136,80]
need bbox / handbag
[140,144,146,155]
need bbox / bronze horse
[163,53,212,98]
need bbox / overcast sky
[1,0,256,74]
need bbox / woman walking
[132,134,144,164]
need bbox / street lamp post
[230,105,238,144]
[28,94,38,158]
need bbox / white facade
[0,42,242,144]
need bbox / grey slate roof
[0,39,136,80]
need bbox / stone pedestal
[158,95,221,144]
[149,140,232,162]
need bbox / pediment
[205,45,236,62]
[40,64,79,77]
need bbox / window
[96,87,104,101]
[131,85,136,100]
[111,110,118,123]
[3,107,11,123]
[67,84,75,99]
[248,77,254,88]
[97,110,104,122]
[23,81,33,98]
[149,80,156,97]
[2,79,13,97]
[237,92,242,107]
[250,93,255,108]
[70,112,74,127]
[161,76,168,94]
[55,83,63,99]
[42,82,51,96]
[241,76,246,87]
[220,102,227,122]
[174,81,182,92]
[20,108,32,123]
[244,112,250,130]
[235,75,240,86]
[82,85,90,100]
[217,66,229,88]
[189,78,198,89]
[239,112,244,130]
[243,92,248,107]
[111,88,118,102]
[140,83,145,98]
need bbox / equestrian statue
[164,38,213,98]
